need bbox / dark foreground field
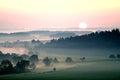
[0,59,120,80]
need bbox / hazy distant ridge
[0,30,92,42]
[42,29,120,49]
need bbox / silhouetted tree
[31,39,36,43]
[29,55,39,63]
[43,28,120,49]
[65,57,73,63]
[43,57,51,66]
[49,58,53,62]
[15,60,30,73]
[11,53,18,57]
[31,39,42,44]
[53,57,59,63]
[5,53,11,60]
[12,56,23,64]
[21,54,29,60]
[80,57,86,61]
[0,51,4,60]
[117,54,120,58]
[0,60,14,74]
[109,54,116,59]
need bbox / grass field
[0,57,120,80]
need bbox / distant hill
[43,29,120,49]
[0,30,92,42]
[50,32,76,38]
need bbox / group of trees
[42,57,78,66]
[0,51,61,74]
[1,29,120,49]
[0,50,87,75]
[65,57,85,63]
[0,51,39,64]
[109,54,120,59]
[43,57,59,66]
[65,57,73,63]
[0,59,30,74]
[80,57,86,61]
[0,60,14,74]
[0,51,40,75]
[42,29,120,49]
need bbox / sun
[79,22,88,29]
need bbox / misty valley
[0,29,120,80]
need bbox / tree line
[39,29,120,48]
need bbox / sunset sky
[0,0,120,32]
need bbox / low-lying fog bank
[0,46,120,57]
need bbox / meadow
[0,57,120,80]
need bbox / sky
[0,0,120,32]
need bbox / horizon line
[0,27,119,33]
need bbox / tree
[49,58,53,62]
[43,57,51,66]
[109,54,116,59]
[15,60,30,73]
[42,29,120,49]
[21,54,29,60]
[0,51,4,60]
[80,57,85,61]
[31,39,36,43]
[53,57,59,63]
[0,60,14,74]
[65,57,73,63]
[117,54,120,58]
[12,56,23,64]
[29,55,39,63]
[5,53,11,60]
[1,60,13,68]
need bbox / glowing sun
[79,22,88,29]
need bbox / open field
[0,57,120,80]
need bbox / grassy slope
[0,60,120,80]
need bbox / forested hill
[43,29,120,49]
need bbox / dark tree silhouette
[0,52,35,74]
[43,29,120,49]
[15,60,30,73]
[29,55,39,63]
[109,54,116,59]
[53,57,59,63]
[49,58,53,62]
[12,56,23,64]
[65,57,73,63]
[43,57,51,66]
[80,57,86,61]
[31,39,36,43]
[0,60,14,74]
[0,51,4,60]
[21,54,29,60]
[117,54,120,58]
[31,39,43,44]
